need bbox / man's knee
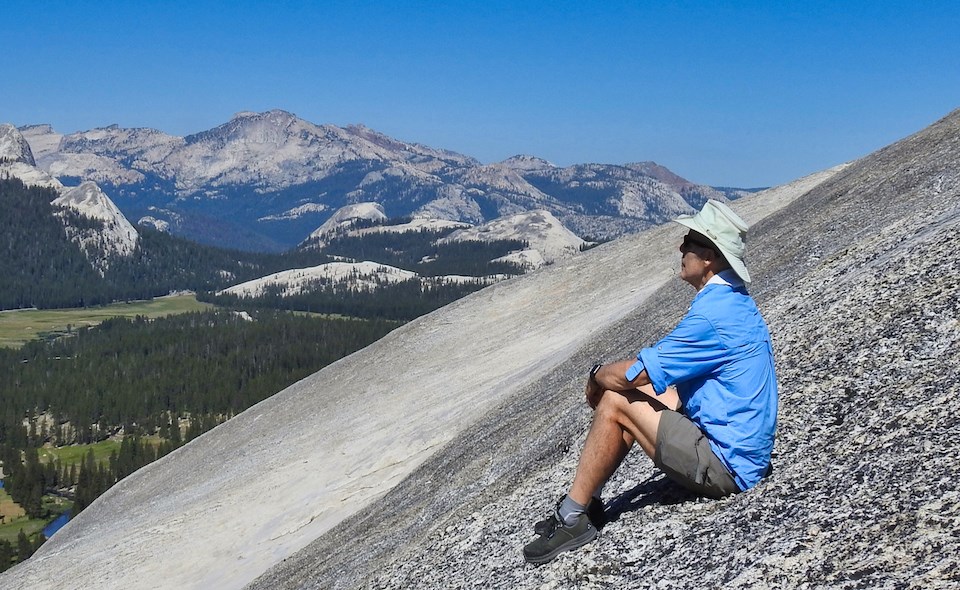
[593,390,631,424]
[594,389,629,420]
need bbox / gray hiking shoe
[523,512,598,565]
[533,497,606,536]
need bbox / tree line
[0,310,398,449]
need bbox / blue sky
[3,0,958,186]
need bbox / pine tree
[0,539,13,573]
[16,529,31,562]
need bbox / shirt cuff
[638,348,668,394]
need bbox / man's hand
[585,365,604,409]
[584,360,654,409]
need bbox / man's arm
[585,360,651,409]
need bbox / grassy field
[0,293,214,348]
[0,490,71,544]
[0,488,26,522]
[37,440,122,467]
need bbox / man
[523,199,778,565]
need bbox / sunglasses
[680,234,719,253]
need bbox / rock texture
[2,108,958,590]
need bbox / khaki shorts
[654,409,740,499]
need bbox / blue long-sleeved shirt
[626,272,778,490]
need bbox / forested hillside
[0,179,105,309]
[0,177,296,309]
[0,309,399,571]
[0,310,398,448]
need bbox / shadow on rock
[601,474,700,527]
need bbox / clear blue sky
[3,0,958,187]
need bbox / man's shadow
[599,473,699,528]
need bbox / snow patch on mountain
[441,210,585,263]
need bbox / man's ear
[703,248,719,265]
[706,249,730,271]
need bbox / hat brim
[675,217,752,285]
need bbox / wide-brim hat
[674,199,751,285]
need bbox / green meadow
[0,294,214,348]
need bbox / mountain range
[4,108,957,588]
[17,110,754,252]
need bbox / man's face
[678,231,715,287]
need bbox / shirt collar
[706,269,744,289]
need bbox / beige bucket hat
[674,199,751,285]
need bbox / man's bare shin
[569,394,633,505]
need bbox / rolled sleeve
[625,360,645,382]
[637,313,725,394]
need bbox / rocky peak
[18,124,64,161]
[58,124,182,160]
[624,160,693,186]
[0,123,37,165]
[499,154,557,171]
[185,109,303,146]
[305,202,388,245]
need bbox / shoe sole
[523,527,598,565]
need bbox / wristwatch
[589,364,603,383]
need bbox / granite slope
[247,109,960,589]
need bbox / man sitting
[523,200,779,565]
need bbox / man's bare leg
[569,385,679,505]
